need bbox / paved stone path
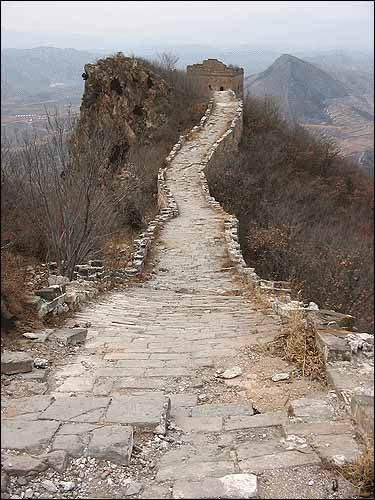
[2,92,361,499]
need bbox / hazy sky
[1,1,374,51]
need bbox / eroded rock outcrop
[77,53,170,171]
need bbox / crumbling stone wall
[187,59,244,98]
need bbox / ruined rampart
[187,59,244,98]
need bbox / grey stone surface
[224,411,287,431]
[288,398,334,422]
[238,449,321,473]
[142,485,171,499]
[125,480,143,496]
[316,330,351,362]
[311,433,362,465]
[1,472,9,493]
[55,377,95,393]
[39,396,109,422]
[157,460,235,481]
[219,366,242,379]
[174,415,223,433]
[173,474,258,499]
[105,394,170,428]
[18,368,50,382]
[283,421,353,437]
[44,450,69,472]
[51,328,87,345]
[52,433,89,457]
[2,396,54,418]
[1,453,48,475]
[351,394,374,439]
[160,444,233,465]
[192,402,253,417]
[86,424,133,465]
[2,419,59,452]
[1,351,33,375]
[272,372,290,382]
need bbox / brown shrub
[267,311,326,381]
[205,96,374,332]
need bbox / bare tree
[157,52,179,72]
[2,110,119,279]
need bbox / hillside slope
[246,54,348,123]
[246,54,374,175]
[1,46,98,99]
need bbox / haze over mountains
[246,53,374,175]
[1,45,373,174]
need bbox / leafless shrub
[2,110,120,279]
[205,96,374,332]
[267,310,326,381]
[337,440,374,497]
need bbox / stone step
[1,351,33,375]
[315,329,352,362]
[351,394,374,441]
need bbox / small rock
[308,302,319,310]
[126,481,143,496]
[40,480,57,493]
[45,450,68,472]
[272,372,290,382]
[33,358,49,369]
[219,366,242,379]
[1,472,9,493]
[308,480,314,486]
[60,481,75,492]
[1,352,33,375]
[22,333,39,340]
[198,394,207,401]
[332,455,346,466]
[2,453,48,476]
[24,489,33,499]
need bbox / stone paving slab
[172,474,258,499]
[55,377,96,393]
[86,424,133,465]
[224,411,288,431]
[2,419,60,452]
[105,394,170,428]
[238,449,321,473]
[311,433,362,465]
[157,460,236,482]
[160,444,234,465]
[2,395,54,419]
[192,402,253,417]
[38,396,110,422]
[174,415,223,433]
[1,351,33,375]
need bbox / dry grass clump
[338,441,374,497]
[267,309,326,381]
[103,229,138,270]
[248,285,272,313]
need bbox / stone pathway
[1,92,362,499]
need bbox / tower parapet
[187,58,244,98]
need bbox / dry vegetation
[205,96,374,332]
[1,53,208,330]
[267,310,326,381]
[337,440,374,497]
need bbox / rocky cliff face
[77,53,170,171]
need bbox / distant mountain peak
[247,54,348,123]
